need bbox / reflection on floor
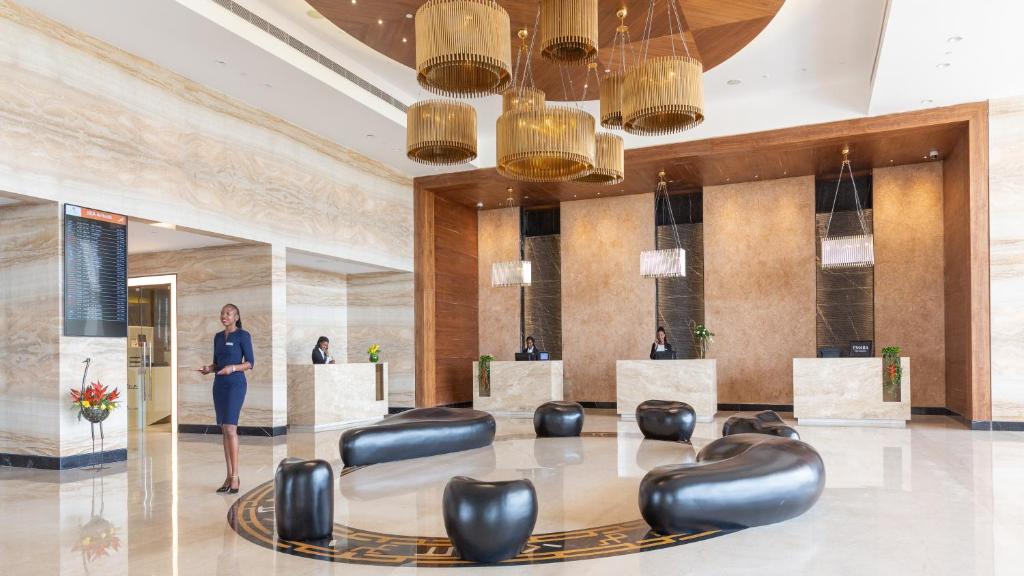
[1,415,1023,575]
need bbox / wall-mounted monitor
[63,204,128,337]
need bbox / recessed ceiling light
[754,174,759,179]
[890,159,894,163]
[215,59,226,65]
[597,192,601,195]
[350,0,356,4]
[366,134,375,138]
[947,36,963,43]
[402,37,408,43]
[406,13,413,18]
[573,194,577,198]
[921,98,933,104]
[524,195,529,199]
[727,79,741,86]
[761,73,770,79]
[306,9,323,19]
[783,171,788,175]
[378,18,383,25]
[605,68,611,73]
[476,201,483,208]
[936,62,951,69]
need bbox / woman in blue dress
[197,303,254,494]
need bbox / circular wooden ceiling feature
[305,0,785,102]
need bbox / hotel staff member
[197,303,253,495]
[523,336,538,355]
[312,336,336,364]
[650,326,674,359]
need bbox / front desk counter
[287,363,388,431]
[616,359,717,423]
[793,357,911,427]
[473,360,563,416]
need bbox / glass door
[127,284,172,428]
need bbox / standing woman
[198,304,253,494]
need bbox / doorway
[127,275,177,430]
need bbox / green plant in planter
[881,345,902,401]
[690,321,715,359]
[478,354,495,397]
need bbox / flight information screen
[63,204,128,337]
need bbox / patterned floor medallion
[228,432,739,567]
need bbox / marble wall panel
[129,244,275,427]
[561,194,655,402]
[0,1,412,271]
[874,163,946,408]
[989,96,1024,422]
[478,207,522,360]
[347,272,415,408]
[815,210,875,349]
[286,265,347,365]
[523,234,562,358]
[0,202,61,456]
[703,177,817,404]
[655,223,705,358]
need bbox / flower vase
[369,353,379,363]
[883,356,901,402]
[81,406,110,424]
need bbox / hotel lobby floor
[1,414,1022,575]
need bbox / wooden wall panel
[943,137,973,418]
[874,163,946,408]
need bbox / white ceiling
[127,220,238,255]
[17,0,1024,178]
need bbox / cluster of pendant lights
[406,0,705,185]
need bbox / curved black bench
[639,434,825,533]
[636,400,696,443]
[340,407,496,467]
[275,458,334,542]
[722,410,800,440]
[443,476,538,563]
[534,401,585,437]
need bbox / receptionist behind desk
[650,326,674,359]
[523,336,538,355]
[312,336,336,364]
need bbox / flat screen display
[63,204,128,337]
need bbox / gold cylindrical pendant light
[622,55,704,136]
[540,0,598,65]
[406,100,477,165]
[415,0,512,97]
[502,87,546,113]
[599,72,624,128]
[497,106,595,182]
[575,132,624,184]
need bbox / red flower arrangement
[70,382,120,420]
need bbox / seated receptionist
[523,336,538,355]
[650,327,674,359]
[312,336,336,364]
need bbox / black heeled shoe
[216,481,231,493]
[228,476,240,494]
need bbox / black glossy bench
[339,407,496,467]
[722,410,800,440]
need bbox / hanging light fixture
[641,171,687,278]
[622,1,704,135]
[492,260,532,287]
[415,0,512,97]
[821,146,874,269]
[600,8,633,129]
[406,100,477,165]
[575,132,624,184]
[502,86,545,113]
[540,0,598,65]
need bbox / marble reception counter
[616,360,718,423]
[793,357,911,427]
[287,363,388,431]
[473,360,563,416]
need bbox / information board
[63,204,128,337]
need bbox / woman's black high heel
[216,478,231,493]
[228,476,240,494]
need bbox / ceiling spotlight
[351,0,356,4]
[378,18,383,25]
[402,37,407,43]
[921,98,933,104]
[366,133,375,138]
[406,13,413,18]
[306,9,323,19]
[476,201,484,208]
[936,62,951,69]
[761,73,770,79]
[783,170,788,175]
[215,59,226,65]
[947,36,963,43]
[727,79,742,86]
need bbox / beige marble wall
[128,244,276,428]
[0,202,61,456]
[0,1,412,271]
[990,96,1024,421]
[874,163,946,408]
[478,207,522,360]
[347,272,415,407]
[704,176,817,404]
[286,265,347,365]
[561,194,655,402]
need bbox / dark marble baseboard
[0,448,127,470]
[911,406,956,416]
[578,401,617,410]
[177,424,287,437]
[717,403,794,413]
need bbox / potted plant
[478,354,495,397]
[368,343,380,363]
[881,346,902,402]
[690,322,715,359]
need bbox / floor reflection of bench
[339,407,496,467]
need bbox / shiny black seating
[443,476,538,563]
[636,400,697,443]
[722,410,800,440]
[274,458,334,541]
[639,434,825,533]
[339,407,496,467]
[533,401,585,437]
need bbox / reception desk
[793,357,911,427]
[472,360,563,416]
[616,360,717,423]
[287,363,388,431]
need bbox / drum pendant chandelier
[406,100,477,165]
[415,0,512,97]
[600,8,632,129]
[574,132,624,184]
[497,102,595,182]
[540,0,599,65]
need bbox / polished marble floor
[1,413,1023,575]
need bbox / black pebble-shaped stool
[636,400,697,443]
[443,476,538,563]
[533,401,585,437]
[639,434,825,534]
[274,458,334,542]
[722,410,800,440]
